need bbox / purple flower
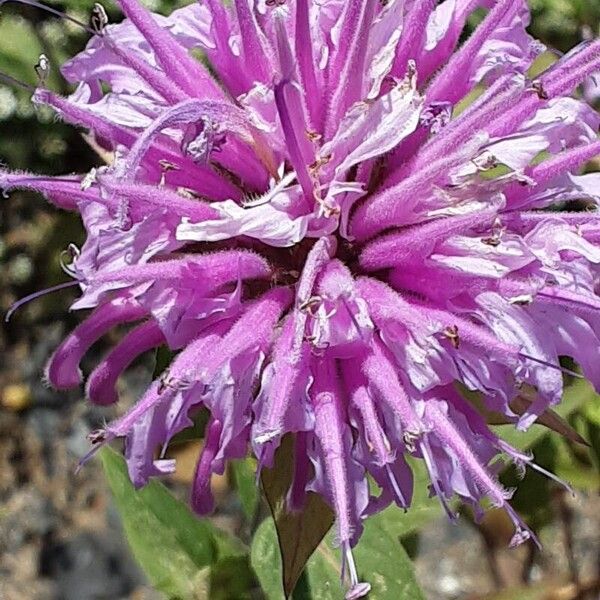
[3,0,600,596]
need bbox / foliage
[97,373,600,599]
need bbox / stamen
[293,237,336,354]
[385,463,409,510]
[497,441,575,496]
[342,542,371,600]
[120,98,251,193]
[537,287,600,314]
[419,436,457,520]
[426,401,542,549]
[5,280,78,322]
[59,243,80,278]
[519,353,584,380]
[0,70,35,92]
[182,119,227,165]
[0,0,95,33]
[443,325,460,349]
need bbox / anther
[508,294,533,306]
[306,130,322,143]
[59,243,80,277]
[298,295,322,312]
[81,168,98,190]
[158,370,194,394]
[34,54,50,86]
[403,431,419,453]
[88,429,107,445]
[176,187,203,200]
[531,80,549,100]
[157,371,173,393]
[443,325,460,349]
[470,150,498,172]
[158,159,180,172]
[158,159,180,186]
[90,2,108,35]
[481,235,501,247]
[309,154,333,174]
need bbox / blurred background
[0,1,599,599]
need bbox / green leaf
[552,435,598,492]
[0,17,45,86]
[299,461,433,599]
[382,458,442,539]
[305,508,426,600]
[252,450,435,600]
[210,555,258,600]
[252,504,426,600]
[231,457,260,522]
[251,518,287,600]
[260,434,334,598]
[100,446,244,598]
[492,377,597,450]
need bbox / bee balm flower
[2,0,600,597]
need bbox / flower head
[3,0,600,596]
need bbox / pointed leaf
[231,457,260,522]
[260,434,334,597]
[462,384,590,445]
[493,377,597,450]
[251,518,287,600]
[100,446,245,598]
[304,506,426,600]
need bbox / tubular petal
[86,319,166,405]
[45,299,145,389]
